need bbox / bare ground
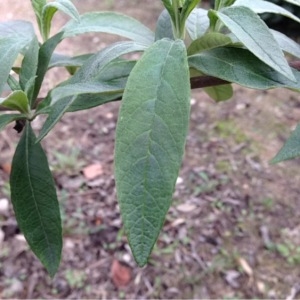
[1,1,300,299]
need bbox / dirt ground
[1,1,300,299]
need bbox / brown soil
[1,1,300,299]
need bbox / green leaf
[187,32,232,55]
[155,10,174,40]
[31,0,47,33]
[48,53,93,69]
[42,0,80,41]
[161,0,176,25]
[280,0,300,8]
[233,0,300,23]
[7,75,21,91]
[0,114,26,132]
[115,39,190,266]
[180,0,200,24]
[215,6,295,81]
[0,91,29,113]
[271,30,300,59]
[189,47,300,90]
[10,123,62,276]
[33,32,64,102]
[20,36,39,106]
[271,124,300,164]
[204,84,233,101]
[186,8,209,40]
[62,12,154,46]
[0,21,35,95]
[50,42,145,104]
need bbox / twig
[1,60,299,113]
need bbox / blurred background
[0,1,300,299]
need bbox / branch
[1,60,300,113]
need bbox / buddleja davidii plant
[0,0,154,276]
[0,0,300,277]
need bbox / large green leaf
[187,32,232,55]
[189,47,300,90]
[271,124,300,163]
[0,21,35,95]
[42,0,80,41]
[186,8,210,40]
[215,6,295,81]
[0,114,26,132]
[20,36,39,105]
[62,12,154,46]
[0,91,29,113]
[233,0,300,23]
[10,123,62,277]
[115,39,190,266]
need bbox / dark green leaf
[42,0,80,40]
[10,123,62,276]
[216,6,295,81]
[115,39,190,266]
[189,47,300,90]
[271,124,300,163]
[7,75,21,91]
[20,36,39,105]
[62,12,154,46]
[33,32,64,102]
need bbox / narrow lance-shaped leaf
[42,0,80,41]
[271,124,300,164]
[31,0,47,33]
[189,47,300,90]
[62,12,154,46]
[10,123,62,277]
[215,6,296,81]
[20,36,39,106]
[115,39,190,266]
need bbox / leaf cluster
[0,0,300,275]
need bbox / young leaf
[20,36,39,106]
[10,123,62,277]
[180,0,200,24]
[233,0,300,23]
[0,91,29,113]
[215,6,296,81]
[187,32,232,55]
[62,12,154,46]
[155,10,174,40]
[271,124,300,164]
[31,0,47,33]
[186,8,210,40]
[42,0,80,41]
[48,53,93,69]
[0,114,26,132]
[115,39,190,266]
[189,47,300,90]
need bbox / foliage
[0,0,299,275]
